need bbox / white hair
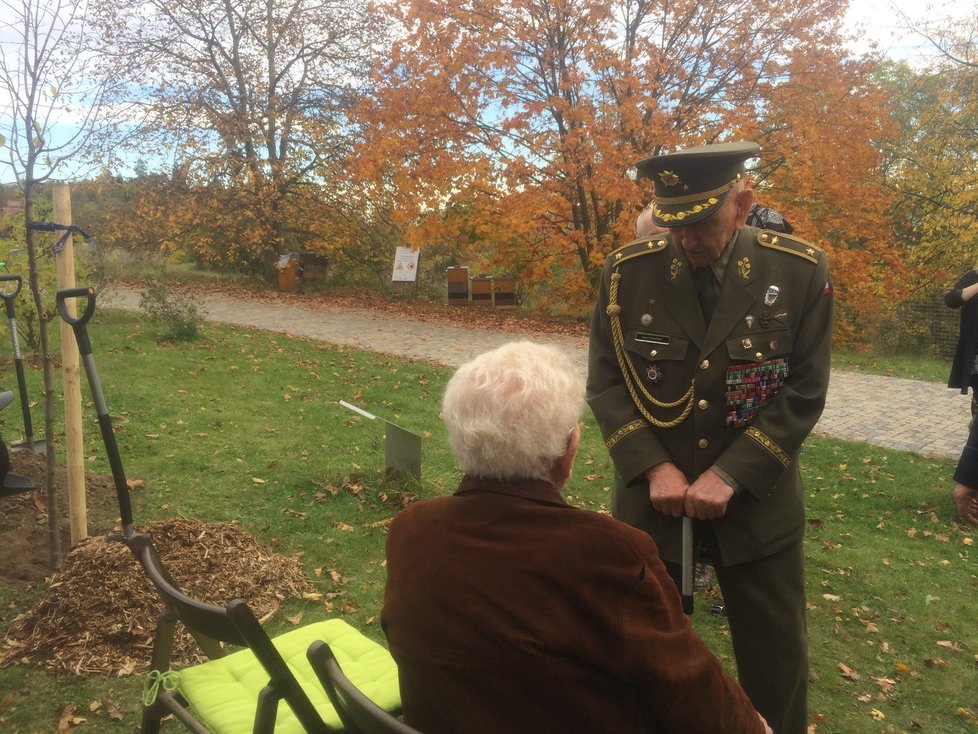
[441,341,585,481]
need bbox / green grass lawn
[832,348,950,384]
[0,310,975,733]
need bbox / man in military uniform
[587,142,833,734]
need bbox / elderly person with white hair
[381,340,770,734]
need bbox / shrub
[138,280,203,341]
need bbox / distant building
[1,192,25,216]
[2,199,25,216]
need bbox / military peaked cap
[635,141,760,228]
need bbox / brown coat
[382,476,764,734]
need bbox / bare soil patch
[0,449,119,585]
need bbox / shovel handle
[56,286,97,326]
[0,274,22,301]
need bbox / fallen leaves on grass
[838,661,861,680]
[57,703,84,732]
[89,698,124,721]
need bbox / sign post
[390,247,420,300]
[339,401,422,478]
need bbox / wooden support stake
[53,184,87,545]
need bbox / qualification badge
[646,364,663,384]
[764,285,780,307]
[641,313,653,327]
[738,257,751,279]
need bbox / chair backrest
[127,531,327,732]
[307,640,421,734]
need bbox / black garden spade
[56,286,134,538]
[0,274,43,453]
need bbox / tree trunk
[23,181,61,569]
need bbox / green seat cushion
[175,618,400,733]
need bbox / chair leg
[141,702,164,734]
[254,686,280,733]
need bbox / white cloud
[844,0,975,62]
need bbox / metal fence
[879,285,959,360]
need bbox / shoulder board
[756,230,822,264]
[609,235,669,266]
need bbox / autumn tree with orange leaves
[354,0,897,328]
[757,49,902,346]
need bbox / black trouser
[955,408,978,488]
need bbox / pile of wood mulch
[0,517,314,676]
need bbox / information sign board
[391,247,420,282]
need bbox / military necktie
[694,267,719,322]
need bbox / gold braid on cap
[652,174,742,224]
[606,269,694,429]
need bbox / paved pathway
[104,286,970,461]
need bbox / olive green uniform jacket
[587,226,833,566]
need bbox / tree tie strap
[142,669,181,706]
[26,221,92,254]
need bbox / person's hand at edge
[953,483,978,525]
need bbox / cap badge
[659,170,681,187]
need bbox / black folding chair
[129,532,401,733]
[307,640,420,734]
